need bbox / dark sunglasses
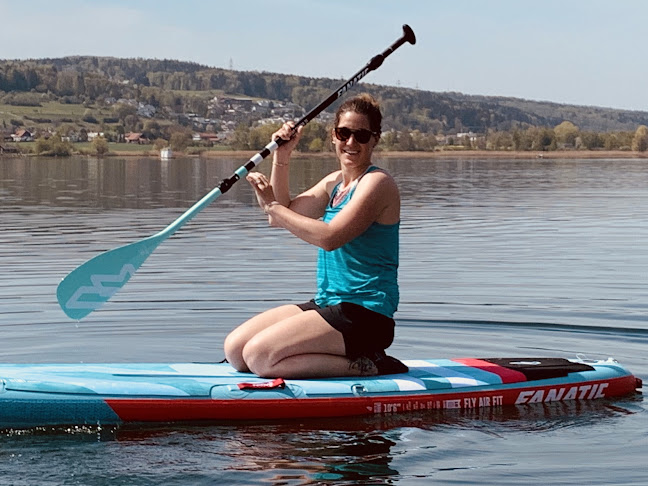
[334,127,377,144]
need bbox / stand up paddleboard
[0,357,641,429]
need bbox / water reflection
[100,421,402,485]
[3,155,648,207]
[6,397,637,485]
[1,155,647,485]
[1,155,647,338]
[0,156,343,210]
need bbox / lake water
[0,155,646,485]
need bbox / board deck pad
[0,357,640,428]
[457,358,595,381]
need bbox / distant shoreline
[2,148,647,160]
[197,149,648,160]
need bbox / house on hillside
[87,132,105,141]
[11,129,34,142]
[192,132,219,146]
[125,132,148,144]
[137,103,156,118]
[271,102,305,121]
[456,131,479,143]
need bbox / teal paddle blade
[57,234,164,320]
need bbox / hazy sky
[2,0,646,111]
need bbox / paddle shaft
[57,24,415,319]
[166,24,417,237]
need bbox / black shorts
[296,300,395,359]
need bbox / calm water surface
[0,155,646,485]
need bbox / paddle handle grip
[289,24,416,133]
[216,24,416,195]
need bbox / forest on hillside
[1,56,648,154]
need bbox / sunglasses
[334,127,377,144]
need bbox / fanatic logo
[65,264,136,310]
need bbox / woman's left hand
[246,172,278,211]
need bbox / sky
[1,0,647,112]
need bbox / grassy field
[0,87,258,133]
[5,141,157,157]
[0,100,109,118]
[0,100,117,133]
[102,142,157,154]
[0,87,237,131]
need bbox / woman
[224,94,404,379]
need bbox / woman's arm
[267,122,299,207]
[265,170,400,251]
[263,122,333,218]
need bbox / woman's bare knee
[223,332,249,372]
[241,336,274,377]
[224,304,303,373]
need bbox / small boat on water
[160,147,173,160]
[0,357,641,429]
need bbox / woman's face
[332,111,379,170]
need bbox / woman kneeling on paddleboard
[224,94,405,379]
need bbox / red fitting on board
[238,378,286,390]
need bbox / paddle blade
[57,235,162,320]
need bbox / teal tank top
[314,166,399,317]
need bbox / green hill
[2,56,647,136]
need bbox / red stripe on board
[454,358,528,384]
[103,375,639,423]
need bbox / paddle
[57,25,416,320]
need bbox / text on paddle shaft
[337,68,370,97]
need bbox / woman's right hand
[273,121,303,156]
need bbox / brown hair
[334,93,382,135]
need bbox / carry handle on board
[56,25,416,320]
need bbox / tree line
[230,120,648,153]
[2,56,648,154]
